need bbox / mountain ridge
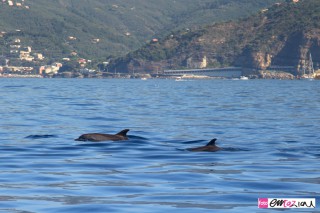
[108,0,320,76]
[0,0,281,61]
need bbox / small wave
[128,135,148,141]
[222,147,251,152]
[3,85,27,88]
[25,134,58,139]
[179,147,250,152]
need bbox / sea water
[0,78,319,212]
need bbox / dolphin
[187,138,221,152]
[75,129,129,142]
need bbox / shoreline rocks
[258,71,295,80]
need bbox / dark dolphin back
[206,138,217,146]
[116,129,130,137]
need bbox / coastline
[0,74,43,78]
[0,71,318,80]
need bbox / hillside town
[0,26,148,78]
[1,0,29,9]
[0,32,66,78]
[0,26,106,78]
[0,0,108,78]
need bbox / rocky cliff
[109,0,320,76]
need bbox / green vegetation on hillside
[0,0,282,63]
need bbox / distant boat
[175,76,189,81]
[141,77,147,80]
[175,77,183,81]
[301,75,314,81]
[301,53,315,81]
[240,76,249,80]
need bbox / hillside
[108,0,320,76]
[0,0,281,61]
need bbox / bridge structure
[163,67,243,78]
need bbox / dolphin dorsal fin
[116,129,130,136]
[206,138,217,146]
